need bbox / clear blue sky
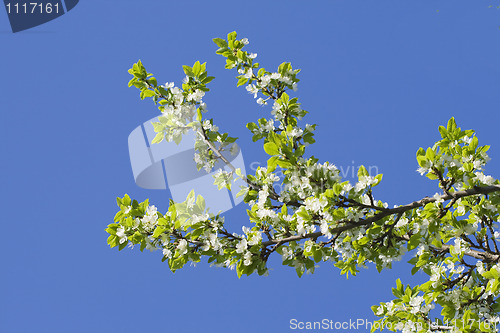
[1,1,500,332]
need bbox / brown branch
[261,185,500,253]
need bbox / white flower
[481,151,491,163]
[187,89,205,102]
[202,119,218,132]
[416,167,428,175]
[476,261,486,275]
[162,248,172,258]
[241,38,249,45]
[409,295,424,308]
[177,239,188,256]
[417,245,427,256]
[116,227,127,244]
[320,220,332,239]
[289,128,303,138]
[170,86,182,95]
[430,265,444,282]
[484,203,498,212]
[281,247,294,261]
[475,172,495,185]
[243,68,253,79]
[141,214,158,232]
[256,208,276,219]
[248,53,257,59]
[342,183,353,194]
[433,193,444,204]
[146,205,157,216]
[236,238,248,253]
[463,136,473,144]
[270,73,281,80]
[246,84,259,98]
[263,119,275,132]
[163,82,174,89]
[259,75,271,88]
[279,75,293,85]
[243,251,252,266]
[450,238,467,256]
[304,197,324,213]
[395,217,409,228]
[297,220,306,236]
[257,98,266,105]
[248,232,262,246]
[355,176,377,192]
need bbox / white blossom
[475,172,495,185]
[236,238,248,253]
[162,248,172,258]
[257,97,266,105]
[243,251,252,266]
[116,227,127,244]
[246,84,258,98]
[177,239,188,256]
[395,217,409,229]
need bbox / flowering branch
[108,32,500,333]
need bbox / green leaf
[357,165,369,179]
[277,159,292,168]
[148,77,157,87]
[313,248,322,263]
[416,155,428,168]
[128,77,137,87]
[193,61,201,76]
[267,156,279,172]
[441,305,455,319]
[237,76,248,87]
[447,117,457,132]
[142,90,155,98]
[182,65,194,77]
[425,147,435,160]
[227,31,237,42]
[264,142,279,155]
[438,125,447,138]
[202,76,215,84]
[213,38,227,48]
[151,132,164,144]
[153,226,167,238]
[470,136,478,151]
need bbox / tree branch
[261,185,500,250]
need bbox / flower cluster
[109,32,500,332]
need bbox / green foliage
[108,32,500,333]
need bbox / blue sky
[1,1,500,332]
